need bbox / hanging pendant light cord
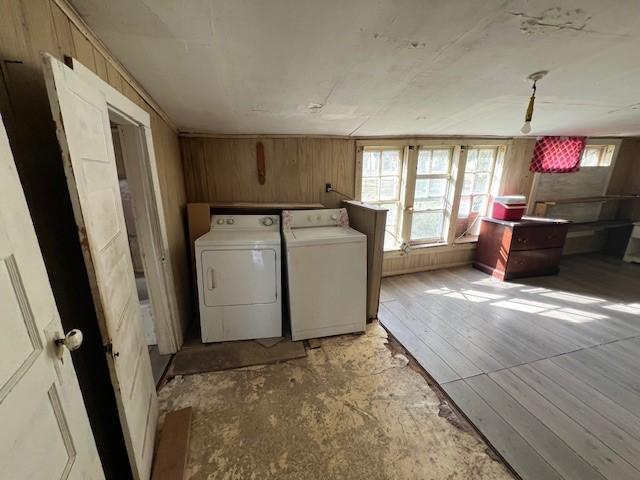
[525,81,537,122]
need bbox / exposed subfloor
[379,254,640,480]
[158,322,513,480]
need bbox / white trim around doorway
[70,57,183,354]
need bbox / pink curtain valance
[529,136,586,173]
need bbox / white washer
[283,208,366,341]
[195,214,282,343]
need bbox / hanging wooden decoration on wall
[256,141,266,184]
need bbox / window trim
[462,147,498,217]
[356,139,509,251]
[580,144,615,167]
[406,146,455,245]
[357,145,406,249]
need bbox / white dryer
[283,208,366,341]
[195,214,282,343]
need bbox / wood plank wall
[608,139,640,221]
[0,0,190,331]
[180,136,545,276]
[180,136,356,208]
[0,0,189,476]
[498,138,537,197]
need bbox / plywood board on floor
[152,407,192,480]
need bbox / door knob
[55,329,83,352]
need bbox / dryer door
[201,248,277,306]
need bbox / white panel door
[42,54,157,480]
[0,113,104,478]
[201,249,277,306]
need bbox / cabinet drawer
[511,225,568,251]
[506,248,563,277]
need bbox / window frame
[357,145,406,249]
[580,144,615,167]
[406,146,455,245]
[459,147,498,219]
[356,139,507,252]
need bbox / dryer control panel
[211,214,280,231]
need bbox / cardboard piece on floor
[151,407,192,480]
[307,338,322,349]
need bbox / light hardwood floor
[379,254,640,480]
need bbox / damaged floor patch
[158,322,513,480]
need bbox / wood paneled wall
[0,0,189,476]
[499,138,537,196]
[609,139,640,221]
[180,136,356,208]
[383,244,477,276]
[608,139,640,194]
[0,0,190,330]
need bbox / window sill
[384,239,477,256]
[454,235,479,244]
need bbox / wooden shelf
[209,202,324,210]
[568,220,633,232]
[535,194,640,206]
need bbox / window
[410,148,453,243]
[580,145,613,167]
[361,148,403,248]
[456,147,498,238]
[359,142,504,251]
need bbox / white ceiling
[71,0,640,136]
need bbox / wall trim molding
[179,131,354,139]
[52,0,177,132]
[179,131,517,141]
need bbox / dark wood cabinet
[473,217,570,281]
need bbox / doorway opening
[111,126,171,385]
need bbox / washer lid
[285,226,365,247]
[195,229,281,247]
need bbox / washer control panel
[284,209,346,228]
[211,215,279,230]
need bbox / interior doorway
[68,57,183,356]
[111,126,171,384]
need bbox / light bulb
[520,121,532,134]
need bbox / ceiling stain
[306,103,324,113]
[508,7,592,35]
[368,30,427,49]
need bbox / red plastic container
[491,195,527,221]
